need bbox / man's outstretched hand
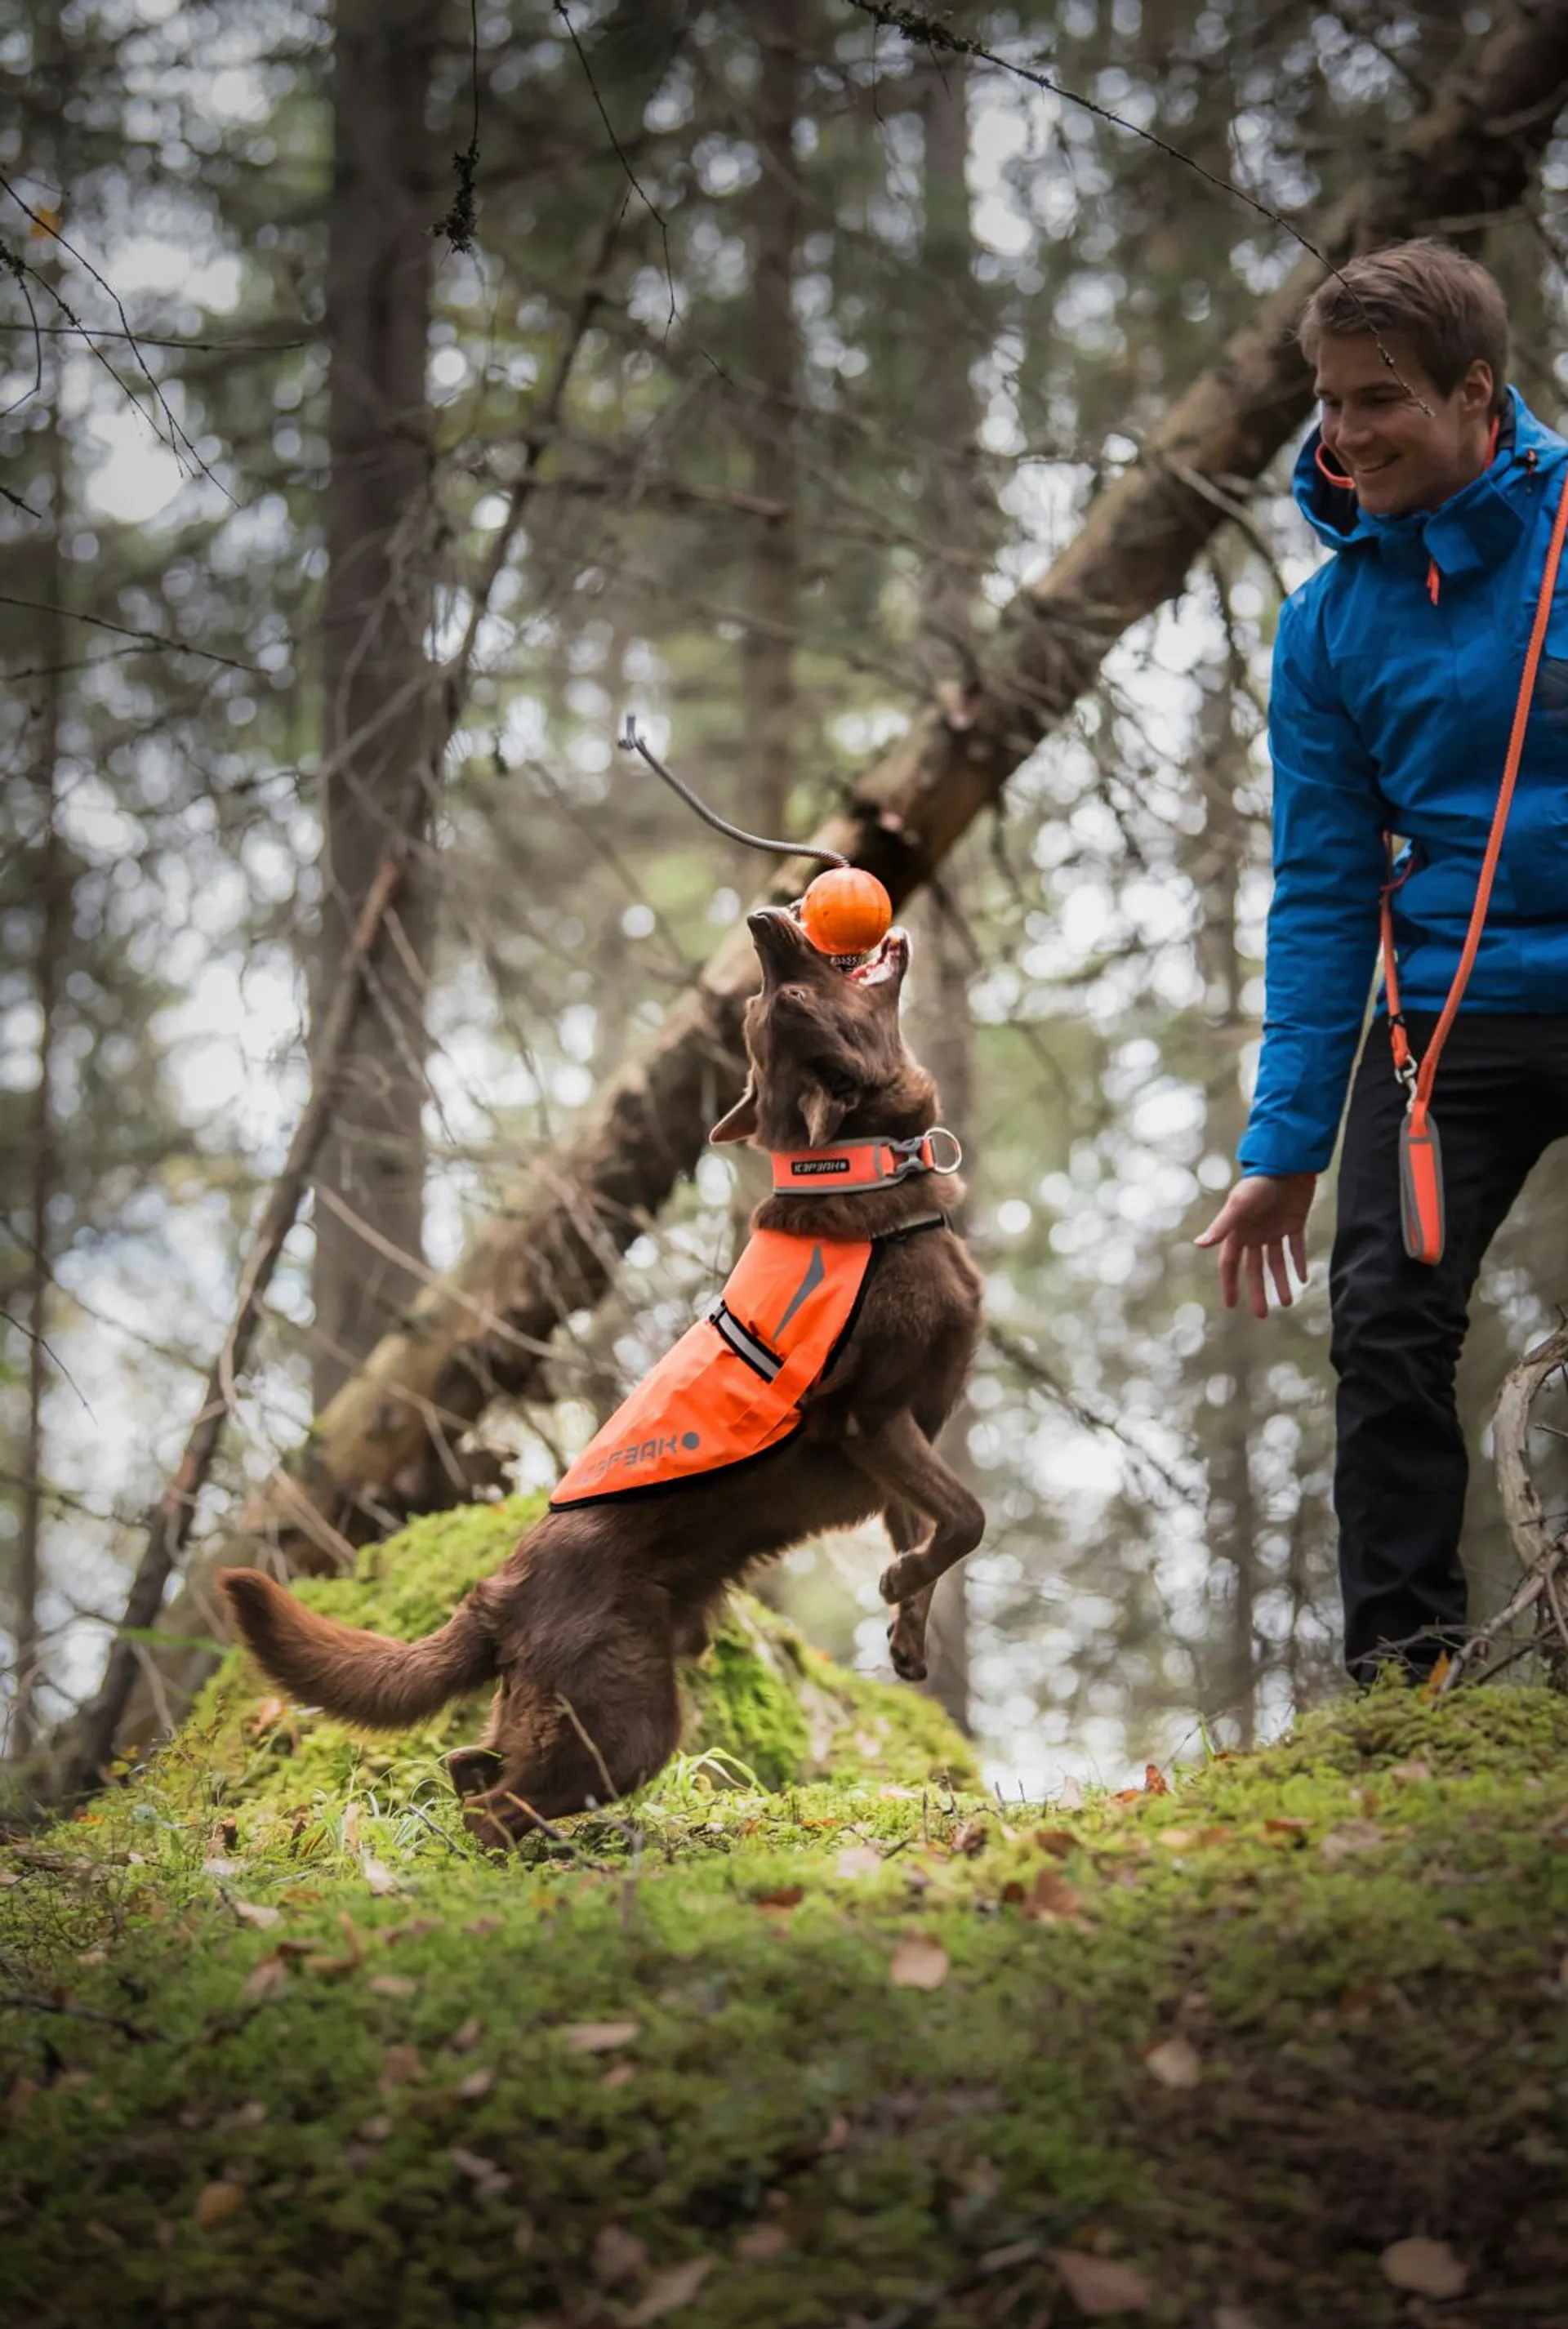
[1195,1172,1317,1319]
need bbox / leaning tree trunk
[105,0,1568,1760]
[310,0,441,1410]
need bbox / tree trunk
[101,0,1568,1757]
[911,47,983,1731]
[11,274,69,1765]
[310,0,440,1409]
[741,0,803,844]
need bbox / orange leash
[1379,462,1568,1262]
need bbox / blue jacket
[1240,389,1568,1177]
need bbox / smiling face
[1314,330,1495,516]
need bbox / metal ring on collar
[926,1127,963,1174]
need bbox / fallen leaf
[835,1844,884,1879]
[203,1857,244,1879]
[1056,1775,1086,1810]
[456,2068,494,2101]
[378,2043,423,2092]
[979,2239,1040,2273]
[1380,2236,1466,2298]
[951,1817,988,1857]
[1388,1759,1432,1784]
[1144,2036,1202,2090]
[76,1948,108,1967]
[1024,1868,1081,1923]
[1214,2309,1261,2329]
[449,2146,509,2197]
[341,1805,361,1851]
[368,1973,418,1999]
[222,2100,267,2131]
[1420,1652,1452,1699]
[210,1816,240,1855]
[358,2113,393,2142]
[594,2224,648,2283]
[1034,1828,1078,1859]
[305,1912,367,1975]
[753,1886,804,1912]
[232,1901,281,1931]
[194,2180,245,2231]
[601,2063,637,2090]
[1050,2247,1152,2315]
[1264,1815,1311,1837]
[1154,1828,1199,1851]
[818,2113,850,2153]
[889,1935,950,1990]
[1320,1819,1384,1868]
[448,2015,483,2052]
[461,1917,500,1937]
[1143,1763,1169,1795]
[628,2258,714,2322]
[243,1695,285,1737]
[733,2223,789,2263]
[560,2020,639,2054]
[362,1855,400,1897]
[241,1953,289,2002]
[7,2076,39,2126]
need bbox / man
[1196,238,1568,1684]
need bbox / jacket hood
[1292,387,1568,566]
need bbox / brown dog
[220,907,984,1845]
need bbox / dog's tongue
[844,928,906,984]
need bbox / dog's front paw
[448,1744,504,1801]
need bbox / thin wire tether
[619,714,848,870]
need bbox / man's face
[1314,331,1494,516]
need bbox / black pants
[1330,1010,1568,1681]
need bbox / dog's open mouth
[840,928,908,985]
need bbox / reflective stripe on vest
[549,1228,875,1507]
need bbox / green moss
[6,1539,1566,2327]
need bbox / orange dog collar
[770,1127,962,1195]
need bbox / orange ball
[800,866,893,958]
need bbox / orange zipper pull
[1427,557,1440,605]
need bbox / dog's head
[710,906,934,1151]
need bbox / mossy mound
[160,1496,975,1837]
[3,1637,1567,2326]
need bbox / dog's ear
[709,1081,760,1145]
[799,1076,852,1149]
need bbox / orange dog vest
[550,1227,880,1507]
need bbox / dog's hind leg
[850,1412,984,1613]
[881,1500,936,1682]
[457,1647,682,1850]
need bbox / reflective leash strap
[1379,465,1568,1263]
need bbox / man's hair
[1298,238,1509,414]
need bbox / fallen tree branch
[1445,1321,1568,1690]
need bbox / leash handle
[1379,465,1568,1258]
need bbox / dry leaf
[1143,1763,1169,1796]
[1154,1828,1199,1852]
[889,1935,950,1990]
[232,1901,281,1930]
[1420,1652,1453,1699]
[1379,2237,1466,2298]
[243,1695,285,1737]
[194,2180,245,2231]
[76,1948,108,1968]
[1320,1819,1384,1868]
[362,1855,400,1896]
[378,2043,423,2092]
[733,2223,789,2263]
[1050,2247,1153,2315]
[560,2020,639,2054]
[601,2063,637,2090]
[1214,2310,1261,2329]
[7,2076,39,2126]
[241,1953,289,2002]
[1056,1774,1085,1810]
[628,2258,714,2322]
[449,2146,509,2197]
[978,2239,1040,2274]
[594,2224,648,2283]
[1034,1828,1078,1859]
[753,1886,804,1912]
[1024,1868,1081,1923]
[368,1973,417,1999]
[835,1844,884,1879]
[305,1911,367,1975]
[203,1856,244,1879]
[448,2015,483,2052]
[951,1818,988,1857]
[358,2113,394,2142]
[1144,2036,1202,2090]
[341,1804,361,1851]
[1388,1759,1432,1785]
[456,2068,494,2101]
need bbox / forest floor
[2,1497,1566,2329]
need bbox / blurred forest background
[5,0,1568,1800]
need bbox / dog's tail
[218,1569,497,1727]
